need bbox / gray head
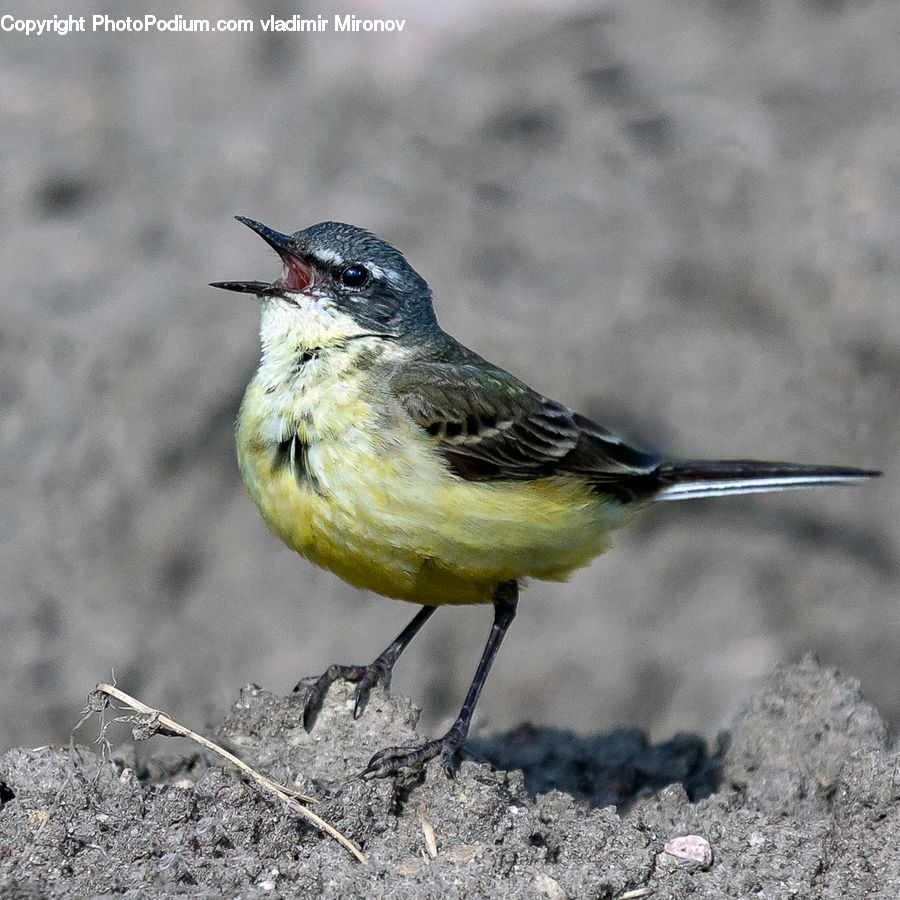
[211,217,437,336]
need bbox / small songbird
[212,217,880,778]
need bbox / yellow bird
[212,217,879,778]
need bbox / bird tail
[654,459,881,501]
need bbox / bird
[211,216,880,779]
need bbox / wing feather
[389,360,659,491]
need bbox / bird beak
[210,216,315,296]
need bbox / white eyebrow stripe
[367,263,401,284]
[311,248,345,266]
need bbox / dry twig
[85,682,367,864]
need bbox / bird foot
[294,660,391,726]
[361,725,467,779]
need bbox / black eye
[340,265,369,288]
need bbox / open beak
[210,216,315,296]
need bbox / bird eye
[340,265,369,288]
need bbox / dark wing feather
[390,360,660,496]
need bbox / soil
[1,656,897,898]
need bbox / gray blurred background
[1,0,897,751]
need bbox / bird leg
[295,604,437,724]
[362,581,519,779]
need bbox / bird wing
[389,360,660,488]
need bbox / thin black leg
[362,580,519,779]
[295,604,437,724]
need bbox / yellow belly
[236,373,621,606]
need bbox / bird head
[211,217,437,340]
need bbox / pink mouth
[273,251,315,292]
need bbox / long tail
[654,459,881,501]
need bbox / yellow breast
[236,364,618,606]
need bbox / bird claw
[294,661,391,726]
[350,667,386,717]
[360,729,465,779]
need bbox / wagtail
[212,217,880,778]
